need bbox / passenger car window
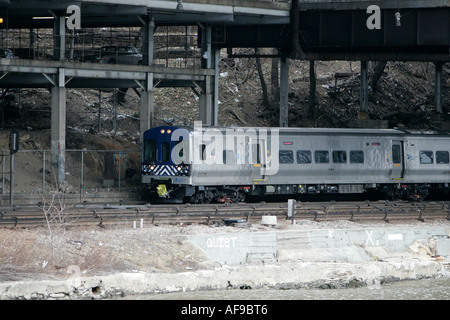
[332,151,347,163]
[350,150,364,164]
[392,145,401,164]
[419,151,433,164]
[279,150,294,164]
[251,142,262,164]
[296,150,312,164]
[199,144,206,161]
[436,151,449,164]
[315,151,329,163]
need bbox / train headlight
[160,129,165,134]
[176,166,182,171]
[150,165,155,171]
[167,129,172,134]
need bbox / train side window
[279,150,293,164]
[436,151,449,164]
[162,142,170,162]
[392,145,401,164]
[332,151,347,163]
[297,150,312,164]
[144,139,156,162]
[251,142,261,164]
[199,144,206,161]
[350,150,364,164]
[315,150,329,163]
[419,151,433,164]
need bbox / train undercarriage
[147,182,448,204]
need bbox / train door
[250,139,266,182]
[391,140,405,179]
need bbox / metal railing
[1,26,202,69]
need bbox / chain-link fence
[0,148,141,204]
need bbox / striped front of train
[141,126,193,202]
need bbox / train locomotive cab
[141,126,193,202]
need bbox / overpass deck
[0,0,291,28]
[298,0,450,9]
[0,57,213,88]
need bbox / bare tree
[41,171,81,268]
[370,61,387,94]
[271,49,280,101]
[255,55,270,108]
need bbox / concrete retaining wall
[187,227,450,265]
[186,232,277,265]
[1,225,449,299]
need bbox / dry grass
[0,223,208,282]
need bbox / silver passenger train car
[141,125,450,203]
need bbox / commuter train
[141,125,450,203]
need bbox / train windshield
[162,142,170,162]
[144,139,156,162]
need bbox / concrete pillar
[51,15,66,188]
[360,60,369,114]
[51,82,66,189]
[199,25,218,126]
[53,16,66,61]
[309,60,316,115]
[213,49,219,126]
[435,62,443,114]
[140,16,155,140]
[142,16,154,65]
[140,76,154,139]
[279,56,289,127]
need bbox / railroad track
[0,200,449,228]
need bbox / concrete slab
[187,226,450,265]
[187,232,277,265]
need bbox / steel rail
[0,200,449,228]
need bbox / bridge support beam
[279,56,289,127]
[435,62,443,114]
[359,60,369,117]
[309,60,316,115]
[199,25,219,126]
[140,75,154,139]
[140,15,155,140]
[51,81,66,189]
[50,16,66,189]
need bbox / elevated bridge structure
[0,0,449,188]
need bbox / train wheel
[191,192,212,204]
[387,187,403,201]
[406,184,429,201]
